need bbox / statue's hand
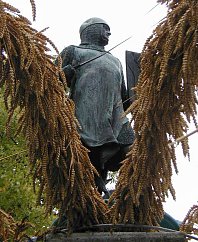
[62,64,76,82]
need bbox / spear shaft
[74,36,132,69]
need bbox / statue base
[45,231,186,241]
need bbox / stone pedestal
[46,231,186,242]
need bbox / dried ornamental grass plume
[0,0,109,230]
[0,208,33,241]
[0,208,16,241]
[180,205,198,236]
[109,0,198,226]
[29,0,36,21]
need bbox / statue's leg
[99,143,120,170]
[85,145,110,196]
[104,144,131,172]
[83,143,124,197]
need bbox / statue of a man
[59,17,134,196]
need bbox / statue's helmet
[79,17,111,47]
[79,17,109,35]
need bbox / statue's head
[79,17,111,47]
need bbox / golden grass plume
[109,0,198,226]
[0,0,109,231]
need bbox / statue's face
[101,24,111,46]
[80,23,111,47]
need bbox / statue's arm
[58,45,76,87]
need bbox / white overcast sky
[5,0,198,226]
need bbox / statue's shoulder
[59,45,78,63]
[61,45,77,54]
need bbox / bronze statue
[59,17,134,196]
